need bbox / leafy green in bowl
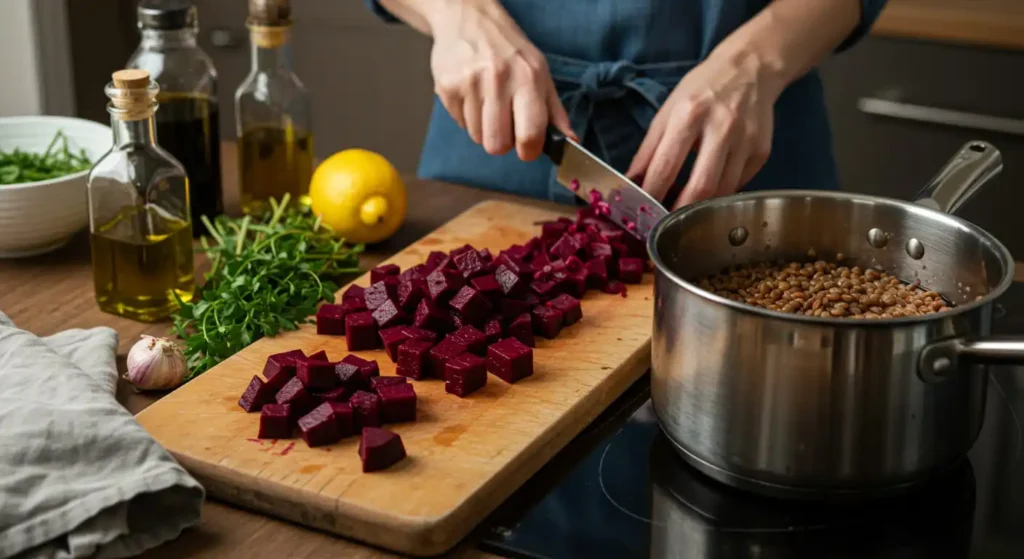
[0,131,93,185]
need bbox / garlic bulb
[125,335,188,391]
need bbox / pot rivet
[867,228,888,248]
[906,238,925,260]
[931,356,952,375]
[728,227,748,247]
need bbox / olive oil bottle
[235,0,313,215]
[87,69,195,322]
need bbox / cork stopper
[112,69,150,90]
[106,69,159,120]
[247,0,291,26]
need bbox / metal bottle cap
[137,0,197,30]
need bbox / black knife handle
[543,127,566,165]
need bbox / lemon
[309,149,406,244]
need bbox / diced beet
[564,255,585,272]
[377,382,416,423]
[454,249,488,279]
[424,251,449,272]
[484,318,503,344]
[363,278,399,311]
[550,232,583,260]
[306,350,329,362]
[531,250,552,268]
[327,401,355,437]
[370,263,401,284]
[296,358,339,391]
[603,280,628,296]
[396,338,434,380]
[262,349,303,389]
[499,298,533,319]
[507,313,535,347]
[496,253,530,278]
[359,427,406,472]
[589,242,614,264]
[531,279,561,299]
[487,337,534,384]
[335,355,380,390]
[541,221,569,242]
[470,274,501,300]
[532,305,564,339]
[349,390,382,431]
[400,325,439,343]
[549,294,583,326]
[495,265,528,298]
[275,377,315,417]
[584,258,609,289]
[399,264,428,282]
[611,242,630,259]
[445,353,487,397]
[449,310,467,330]
[342,284,365,302]
[345,311,379,351]
[397,278,427,312]
[413,298,451,332]
[478,248,493,262]
[298,403,343,447]
[451,244,476,256]
[342,297,368,314]
[239,375,275,412]
[315,303,347,335]
[448,325,488,356]
[370,376,408,389]
[311,385,352,404]
[503,245,529,261]
[448,286,492,326]
[371,299,408,330]
[258,404,292,439]
[618,257,644,284]
[556,270,587,298]
[379,326,413,362]
[429,338,468,378]
[426,267,465,302]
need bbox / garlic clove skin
[125,335,188,391]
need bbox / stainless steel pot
[647,141,1024,497]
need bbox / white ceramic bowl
[0,115,112,258]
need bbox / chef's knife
[543,129,668,241]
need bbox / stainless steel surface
[647,141,1024,496]
[551,137,667,240]
[858,97,1024,137]
[920,336,1024,382]
[913,141,1003,214]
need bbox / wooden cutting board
[135,200,653,556]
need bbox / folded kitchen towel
[0,312,204,559]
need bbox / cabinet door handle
[857,97,1024,137]
[209,28,241,49]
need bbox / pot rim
[647,189,1015,328]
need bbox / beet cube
[503,245,529,260]
[297,403,342,447]
[550,233,583,260]
[377,383,416,423]
[399,264,428,282]
[584,258,609,289]
[327,401,355,437]
[589,242,614,263]
[370,376,408,390]
[342,284,365,302]
[239,375,276,412]
[379,326,413,362]
[427,268,465,302]
[306,350,329,362]
[541,221,569,242]
[258,404,292,439]
[448,325,488,356]
[364,278,399,311]
[549,294,583,326]
[470,274,502,300]
[479,248,493,262]
[448,286,492,326]
[345,311,379,351]
[401,325,438,343]
[424,251,449,272]
[275,377,315,417]
[532,305,564,339]
[495,265,527,299]
[312,385,352,404]
[484,318,503,344]
[397,278,427,312]
[454,249,489,279]
[507,313,535,347]
[531,279,561,299]
[449,310,467,330]
[315,303,347,336]
[296,358,339,390]
[335,354,380,389]
[618,257,644,284]
[497,253,530,278]
[487,338,535,384]
[371,299,409,330]
[499,298,533,320]
[397,339,434,380]
[451,243,476,256]
[349,390,382,431]
[341,297,367,314]
[262,349,304,390]
[429,338,468,378]
[413,298,451,332]
[556,270,587,298]
[370,263,401,284]
[603,280,628,296]
[445,353,487,397]
[359,427,406,473]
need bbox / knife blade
[543,129,668,241]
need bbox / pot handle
[912,141,1003,215]
[918,336,1024,383]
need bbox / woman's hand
[426,1,575,160]
[627,50,783,210]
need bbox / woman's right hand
[425,0,575,161]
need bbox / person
[365,0,887,209]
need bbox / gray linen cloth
[0,312,204,558]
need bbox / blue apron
[370,0,887,204]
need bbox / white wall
[0,0,45,116]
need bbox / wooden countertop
[874,0,1024,51]
[0,142,521,558]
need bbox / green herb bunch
[173,194,364,378]
[0,130,93,185]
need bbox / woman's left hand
[626,50,783,210]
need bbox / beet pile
[236,205,650,473]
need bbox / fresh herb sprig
[0,130,92,185]
[173,195,364,378]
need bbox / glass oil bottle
[127,0,223,237]
[235,0,313,215]
[87,69,196,322]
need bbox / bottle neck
[249,26,292,72]
[110,112,158,149]
[140,27,197,50]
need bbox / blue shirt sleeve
[364,0,400,24]
[837,0,888,52]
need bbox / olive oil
[239,124,313,214]
[90,206,195,322]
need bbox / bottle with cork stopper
[235,0,313,215]
[87,68,196,322]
